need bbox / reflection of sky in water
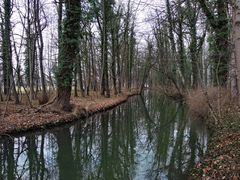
[133,100,207,180]
[0,93,208,180]
[16,134,59,179]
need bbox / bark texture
[53,0,81,111]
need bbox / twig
[203,90,219,124]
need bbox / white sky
[6,0,166,69]
[120,0,165,44]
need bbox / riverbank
[190,112,240,179]
[0,90,139,136]
[187,88,240,179]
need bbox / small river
[0,92,208,180]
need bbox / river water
[0,93,208,180]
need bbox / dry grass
[186,87,234,119]
[152,85,184,100]
[189,88,240,179]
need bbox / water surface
[0,93,207,180]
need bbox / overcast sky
[7,0,166,67]
[120,0,165,43]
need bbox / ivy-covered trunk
[2,0,19,104]
[233,0,240,102]
[198,0,230,86]
[186,0,201,88]
[53,0,81,111]
[2,0,11,96]
[214,23,229,86]
[101,0,110,98]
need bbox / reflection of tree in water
[7,139,14,180]
[0,93,207,180]
[26,135,38,179]
[139,93,207,180]
[0,133,51,179]
[96,104,136,179]
[55,128,76,180]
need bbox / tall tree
[233,0,240,102]
[176,0,186,87]
[1,1,10,96]
[53,0,81,111]
[198,0,230,86]
[123,0,130,89]
[2,0,19,103]
[128,22,135,90]
[25,0,37,101]
[186,0,199,88]
[35,0,48,104]
[110,6,118,95]
[100,0,112,97]
[140,40,153,93]
[186,0,206,88]
[57,0,63,49]
[166,0,176,61]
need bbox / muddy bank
[0,91,139,136]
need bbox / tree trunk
[186,0,199,88]
[74,66,78,97]
[53,0,81,111]
[35,0,48,104]
[25,0,36,102]
[116,28,122,93]
[2,0,11,96]
[176,1,186,87]
[124,2,130,89]
[166,0,176,57]
[85,36,91,96]
[2,0,19,104]
[128,24,135,90]
[57,0,63,55]
[111,18,118,95]
[198,0,230,86]
[89,31,97,92]
[101,0,110,97]
[77,51,85,97]
[140,41,153,93]
[233,0,240,103]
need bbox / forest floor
[190,111,240,179]
[187,88,240,179]
[0,90,139,136]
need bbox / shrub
[186,87,233,119]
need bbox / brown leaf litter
[0,90,139,135]
[189,109,240,179]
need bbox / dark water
[0,93,207,180]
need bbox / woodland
[0,0,240,179]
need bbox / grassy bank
[0,90,139,136]
[187,87,240,179]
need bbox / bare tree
[34,0,48,104]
